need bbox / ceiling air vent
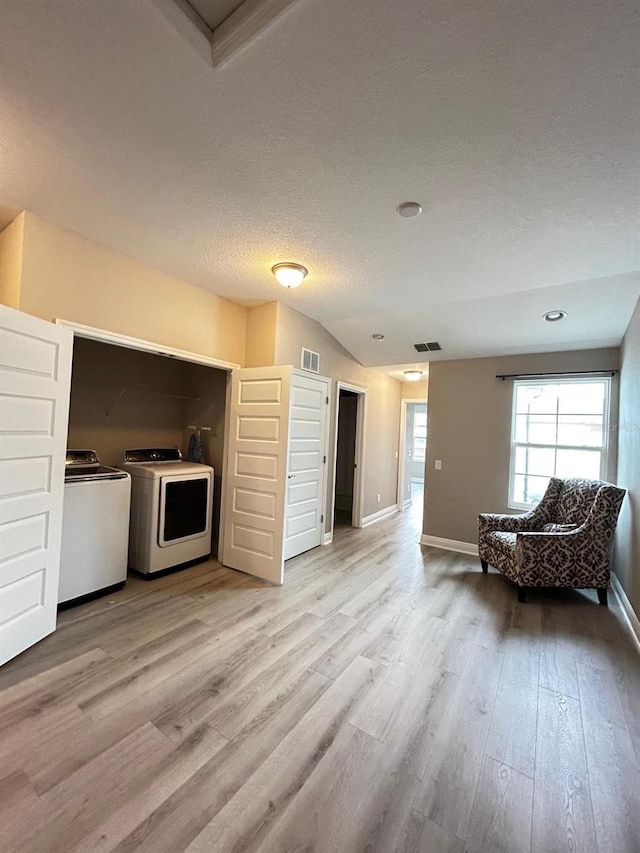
[414,341,442,353]
[301,347,320,373]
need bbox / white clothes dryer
[118,448,213,576]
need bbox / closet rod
[75,382,199,401]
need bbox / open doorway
[398,401,427,512]
[59,321,238,562]
[334,389,358,528]
[331,383,366,532]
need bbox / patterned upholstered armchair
[478,477,626,604]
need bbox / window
[509,378,611,508]
[412,409,427,462]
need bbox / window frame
[412,410,427,462]
[508,376,611,510]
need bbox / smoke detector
[397,202,422,218]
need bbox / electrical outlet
[377,493,381,502]
[435,459,442,470]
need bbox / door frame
[55,319,240,371]
[397,398,427,510]
[329,381,367,533]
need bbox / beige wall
[0,212,25,309]
[423,348,621,544]
[274,302,402,521]
[401,378,428,400]
[245,301,277,367]
[615,297,640,616]
[68,337,187,465]
[16,212,247,365]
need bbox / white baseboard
[361,505,398,528]
[323,532,333,545]
[419,534,479,556]
[402,498,412,509]
[611,572,640,654]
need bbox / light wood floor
[1,499,639,853]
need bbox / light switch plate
[435,459,442,470]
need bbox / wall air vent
[413,341,442,353]
[301,347,320,373]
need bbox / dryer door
[158,472,212,547]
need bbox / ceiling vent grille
[301,347,320,373]
[414,341,442,353]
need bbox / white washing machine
[118,448,214,577]
[60,450,131,606]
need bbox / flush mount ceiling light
[543,310,567,322]
[403,370,423,381]
[397,201,423,218]
[372,333,385,340]
[272,263,308,289]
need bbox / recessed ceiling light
[397,201,422,218]
[372,333,385,340]
[272,263,308,288]
[404,370,423,381]
[543,310,567,322]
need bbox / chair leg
[597,588,608,606]
[480,559,488,574]
[517,585,527,603]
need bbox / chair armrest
[478,511,536,536]
[516,528,588,550]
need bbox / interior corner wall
[0,212,25,309]
[245,301,277,367]
[273,302,402,522]
[16,212,247,365]
[423,347,621,545]
[67,337,187,466]
[615,297,640,616]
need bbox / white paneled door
[284,372,329,560]
[221,366,293,585]
[0,306,73,665]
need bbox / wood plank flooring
[1,499,639,852]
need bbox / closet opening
[331,383,366,533]
[66,334,231,560]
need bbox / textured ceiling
[0,0,638,365]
